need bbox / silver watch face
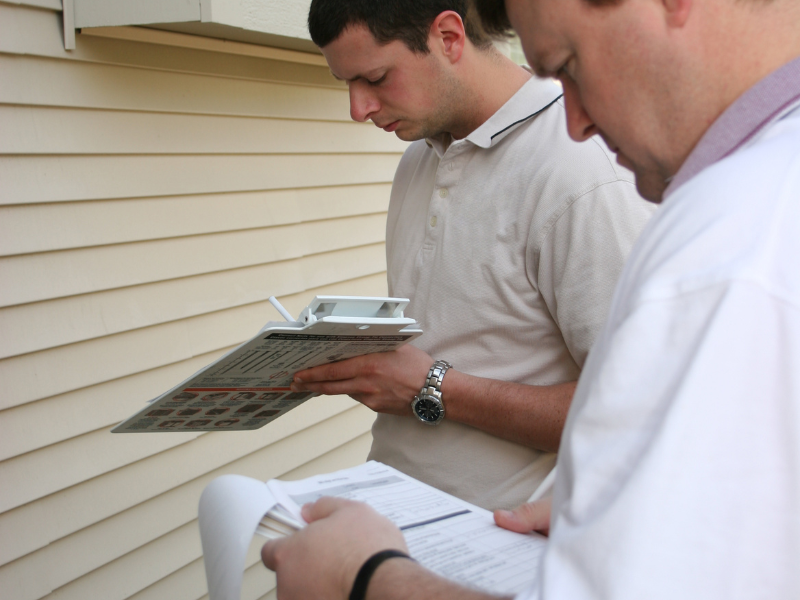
[412,394,444,425]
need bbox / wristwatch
[411,360,452,425]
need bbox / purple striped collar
[665,55,800,198]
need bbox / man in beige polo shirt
[292,0,654,510]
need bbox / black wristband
[348,549,414,600]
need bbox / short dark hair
[308,0,492,53]
[470,0,512,38]
[471,0,622,38]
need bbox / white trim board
[79,25,326,65]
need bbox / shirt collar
[425,76,563,156]
[665,55,800,197]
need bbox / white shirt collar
[468,76,563,148]
[425,76,563,156]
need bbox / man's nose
[561,76,598,142]
[349,83,380,123]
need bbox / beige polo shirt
[368,77,656,511]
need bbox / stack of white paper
[199,462,546,600]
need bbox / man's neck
[446,47,531,140]
[709,0,800,120]
[661,0,800,185]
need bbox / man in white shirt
[260,0,800,599]
[293,0,653,511]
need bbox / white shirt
[369,77,655,510]
[519,78,800,598]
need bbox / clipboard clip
[298,296,410,324]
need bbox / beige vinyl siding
[0,2,408,599]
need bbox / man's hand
[494,497,552,536]
[291,344,434,416]
[294,344,575,451]
[262,497,408,600]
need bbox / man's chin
[393,127,426,142]
[381,120,442,143]
[613,151,666,203]
[614,151,632,171]
[375,119,415,141]
[633,170,667,204]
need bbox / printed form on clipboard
[112,296,422,433]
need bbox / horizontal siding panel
[1,315,234,412]
[0,246,387,360]
[0,106,407,156]
[0,349,227,462]
[0,268,388,409]
[127,551,276,600]
[48,520,201,600]
[0,396,364,566]
[0,213,387,308]
[240,561,278,600]
[88,435,369,600]
[1,410,374,600]
[0,427,202,514]
[2,551,47,600]
[0,4,338,88]
[113,436,374,600]
[2,4,397,598]
[128,558,206,600]
[0,0,62,10]
[0,54,353,120]
[0,184,391,257]
[0,153,400,206]
[0,272,387,459]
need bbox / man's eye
[367,75,386,86]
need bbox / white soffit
[72,0,319,53]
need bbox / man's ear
[429,11,466,63]
[663,0,692,28]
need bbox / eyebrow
[328,68,385,83]
[524,39,563,79]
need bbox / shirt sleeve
[538,280,800,599]
[534,178,654,368]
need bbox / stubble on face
[404,57,473,141]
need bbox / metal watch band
[411,359,452,425]
[422,360,452,396]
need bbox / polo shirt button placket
[431,152,460,238]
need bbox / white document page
[198,475,279,600]
[198,462,545,600]
[271,462,545,595]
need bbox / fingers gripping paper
[198,462,546,600]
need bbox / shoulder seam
[532,178,638,260]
